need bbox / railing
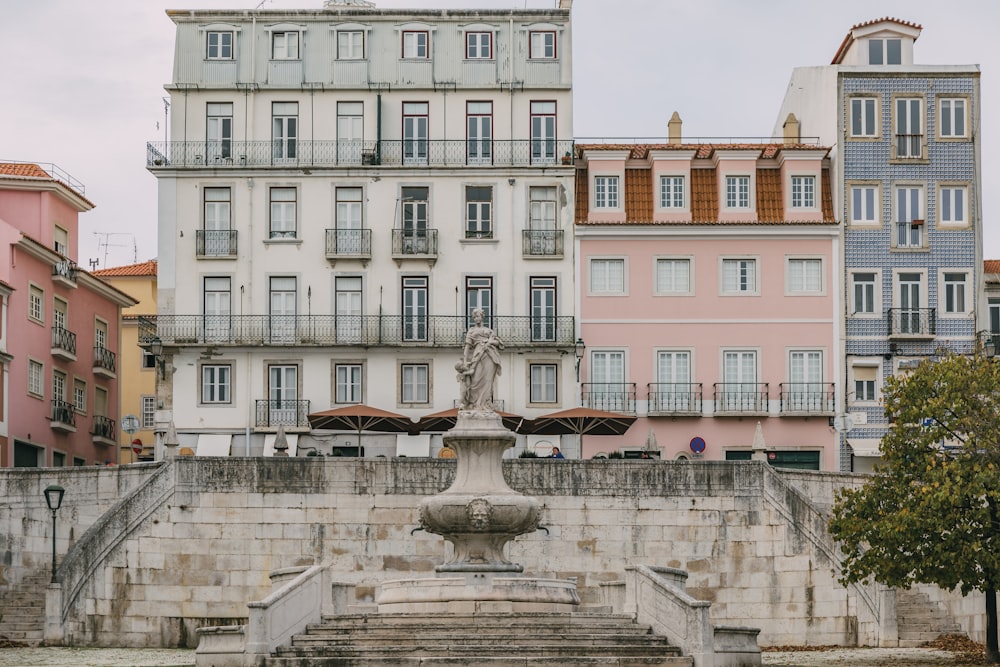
[713,383,769,413]
[778,383,834,414]
[51,326,77,357]
[52,260,78,285]
[93,345,117,375]
[91,415,117,442]
[894,133,923,159]
[196,230,238,257]
[255,400,311,428]
[146,139,576,169]
[140,314,576,348]
[522,229,563,256]
[581,383,637,414]
[647,383,702,415]
[391,229,438,257]
[51,400,76,428]
[325,229,371,259]
[888,308,936,337]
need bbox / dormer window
[207,31,233,60]
[529,31,556,59]
[403,31,429,59]
[725,175,751,210]
[868,38,901,65]
[272,31,300,60]
[594,176,619,209]
[466,31,492,59]
[791,176,816,209]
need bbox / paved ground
[0,646,988,667]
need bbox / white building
[147,0,578,458]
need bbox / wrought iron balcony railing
[713,383,769,414]
[581,383,637,415]
[887,308,936,338]
[255,400,311,429]
[52,260,78,286]
[139,314,575,348]
[647,383,703,416]
[147,140,576,169]
[51,326,77,360]
[522,230,564,257]
[778,383,835,414]
[196,230,238,258]
[51,400,76,430]
[325,229,372,259]
[91,415,117,443]
[391,229,438,257]
[93,345,117,377]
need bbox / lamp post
[43,485,65,584]
[574,338,586,381]
[149,336,166,379]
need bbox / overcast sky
[1,0,996,269]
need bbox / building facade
[774,19,983,471]
[574,132,841,468]
[147,1,579,457]
[0,163,137,467]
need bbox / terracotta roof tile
[985,260,1000,274]
[690,170,717,221]
[0,163,52,178]
[821,168,834,221]
[831,17,922,64]
[624,169,652,221]
[574,167,589,222]
[755,169,782,222]
[92,260,158,277]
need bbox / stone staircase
[0,571,48,646]
[896,589,964,647]
[265,611,693,666]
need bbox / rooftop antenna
[93,231,138,268]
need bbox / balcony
[91,415,117,446]
[140,314,577,348]
[392,229,438,262]
[522,230,564,257]
[50,400,76,433]
[93,345,117,379]
[52,260,78,288]
[646,383,703,416]
[196,230,238,258]
[888,308,936,340]
[146,139,576,169]
[255,400,311,430]
[893,134,925,161]
[713,383,769,415]
[581,383,637,415]
[51,326,77,362]
[325,229,372,263]
[778,383,834,415]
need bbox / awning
[196,434,232,457]
[263,433,298,457]
[848,438,882,458]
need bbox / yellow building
[92,260,157,463]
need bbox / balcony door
[788,350,822,411]
[206,102,233,161]
[657,350,692,411]
[337,102,363,165]
[898,273,922,334]
[203,187,232,256]
[268,365,298,426]
[722,350,757,411]
[467,101,492,165]
[528,187,557,254]
[271,102,298,162]
[335,276,362,343]
[530,277,556,342]
[203,277,232,342]
[402,102,428,165]
[590,350,625,412]
[269,277,297,343]
[402,276,428,342]
[401,187,429,254]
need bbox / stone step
[303,624,656,638]
[286,634,674,650]
[267,657,692,667]
[315,612,640,630]
[280,644,682,657]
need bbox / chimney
[782,113,800,144]
[667,111,682,144]
[558,0,573,9]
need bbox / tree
[829,352,1000,662]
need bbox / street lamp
[574,338,586,381]
[149,336,166,379]
[43,485,65,584]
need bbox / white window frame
[337,30,364,60]
[893,185,925,249]
[528,363,558,404]
[268,187,297,239]
[940,270,969,316]
[271,31,300,60]
[28,284,44,323]
[593,175,619,209]
[786,257,823,295]
[938,97,967,139]
[28,359,44,398]
[893,96,924,160]
[849,97,879,138]
[528,31,556,59]
[868,38,901,65]
[658,175,686,210]
[720,257,759,295]
[141,395,156,429]
[849,183,880,226]
[73,378,87,414]
[937,184,969,227]
[589,257,626,296]
[654,257,692,295]
[850,361,881,404]
[790,175,816,209]
[465,185,493,239]
[850,270,880,317]
[335,362,364,404]
[201,364,232,404]
[400,362,430,405]
[402,31,429,59]
[206,31,234,60]
[466,31,492,59]
[724,175,751,210]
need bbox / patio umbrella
[523,407,636,436]
[416,407,524,433]
[307,404,418,450]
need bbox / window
[590,258,625,295]
[529,186,557,230]
[337,30,363,60]
[788,350,823,410]
[939,186,967,226]
[852,272,877,315]
[939,98,966,138]
[335,186,364,253]
[895,97,923,159]
[787,258,822,294]
[655,258,691,294]
[656,350,693,411]
[203,276,232,342]
[28,360,43,397]
[272,31,299,60]
[73,379,87,413]
[52,370,67,405]
[206,102,233,160]
[529,364,558,403]
[141,395,156,428]
[334,276,363,343]
[852,365,878,403]
[54,227,69,255]
[894,186,923,248]
[268,365,299,424]
[272,102,298,160]
[207,31,233,60]
[401,363,429,404]
[142,349,156,369]
[53,298,68,333]
[268,277,297,344]
[791,176,816,209]
[466,31,491,59]
[465,277,493,327]
[94,320,108,354]
[721,350,758,410]
[336,101,363,163]
[850,97,878,137]
[402,31,428,59]
[53,452,65,467]
[594,176,619,209]
[269,187,297,239]
[943,272,968,314]
[465,186,493,239]
[722,258,757,294]
[29,285,43,323]
[529,31,556,59]
[335,364,363,404]
[202,187,232,256]
[725,175,750,209]
[869,38,901,65]
[530,101,556,164]
[402,276,428,342]
[850,185,879,225]
[659,175,685,209]
[466,101,492,164]
[897,272,924,335]
[589,350,627,412]
[402,102,428,165]
[530,276,557,342]
[400,186,430,253]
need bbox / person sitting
[550,446,564,459]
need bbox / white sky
[1,0,996,270]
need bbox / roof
[0,163,51,178]
[575,143,823,161]
[93,260,158,278]
[0,161,94,208]
[831,17,923,65]
[984,260,1000,274]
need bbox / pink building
[574,137,840,469]
[0,163,137,467]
